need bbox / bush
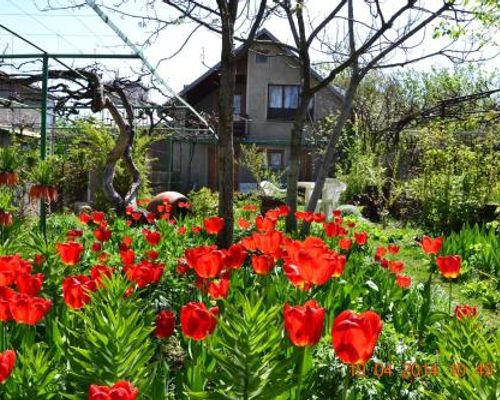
[408,122,499,232]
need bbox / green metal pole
[39,54,48,237]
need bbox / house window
[256,53,269,63]
[267,84,300,120]
[233,94,242,116]
[267,150,284,171]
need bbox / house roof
[179,28,344,102]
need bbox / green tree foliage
[56,120,162,209]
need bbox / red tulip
[192,226,202,234]
[16,273,43,296]
[243,231,283,259]
[56,242,84,266]
[251,254,274,275]
[436,255,461,279]
[354,232,368,245]
[88,380,138,400]
[177,226,187,235]
[0,256,33,286]
[121,236,133,249]
[333,210,342,218]
[265,208,281,220]
[94,226,112,242]
[454,304,478,320]
[0,350,16,383]
[313,213,326,223]
[242,204,258,212]
[89,265,114,286]
[374,246,387,261]
[295,211,314,223]
[203,216,225,234]
[331,254,347,278]
[224,244,247,269]
[338,238,352,251]
[323,222,347,238]
[146,250,159,260]
[79,212,92,224]
[395,275,411,289]
[238,218,252,230]
[389,260,405,274]
[143,229,161,246]
[62,275,97,309]
[154,310,176,339]
[184,245,225,279]
[120,249,136,266]
[66,228,83,241]
[124,260,164,288]
[180,302,218,341]
[33,254,45,266]
[0,211,13,227]
[255,216,277,232]
[0,287,15,322]
[421,236,443,255]
[284,300,325,347]
[387,244,400,254]
[208,277,231,299]
[91,242,101,253]
[92,211,106,224]
[332,310,383,365]
[9,293,52,325]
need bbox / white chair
[259,180,286,197]
[316,178,347,216]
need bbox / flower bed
[0,200,497,399]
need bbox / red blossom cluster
[0,255,52,325]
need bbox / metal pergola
[0,0,211,232]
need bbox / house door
[299,150,313,181]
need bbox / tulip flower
[16,273,43,296]
[0,350,16,384]
[0,287,15,322]
[203,216,225,234]
[56,242,84,266]
[421,235,443,255]
[284,300,325,347]
[388,244,400,254]
[389,260,405,274]
[255,216,277,232]
[354,231,368,245]
[338,238,353,251]
[143,229,161,246]
[184,245,225,279]
[124,260,164,288]
[180,302,218,341]
[454,304,478,320]
[154,310,176,339]
[79,212,91,224]
[9,293,52,325]
[323,222,347,238]
[238,218,252,230]
[89,265,114,286]
[251,254,274,275]
[208,277,231,299]
[436,255,461,279]
[374,246,387,261]
[242,204,258,212]
[332,310,383,364]
[120,249,136,266]
[94,226,112,242]
[89,380,138,400]
[395,275,411,289]
[0,211,13,227]
[62,275,97,309]
[224,244,247,269]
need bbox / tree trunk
[216,17,236,249]
[300,82,359,235]
[285,96,311,232]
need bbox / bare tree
[271,0,496,233]
[163,0,269,248]
[0,66,175,215]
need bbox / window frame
[267,84,314,121]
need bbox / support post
[39,54,48,237]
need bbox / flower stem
[342,370,350,400]
[448,280,453,314]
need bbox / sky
[0,0,498,97]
